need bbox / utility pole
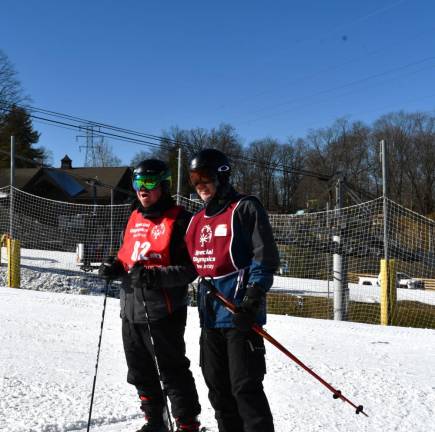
[177,146,182,205]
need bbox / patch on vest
[151,223,166,239]
[214,224,227,236]
[200,225,213,247]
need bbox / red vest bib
[185,200,242,278]
[117,206,182,271]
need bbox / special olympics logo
[199,225,212,247]
[151,223,165,240]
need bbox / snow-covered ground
[1,286,435,432]
[1,247,435,431]
[272,275,435,306]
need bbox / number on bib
[131,241,151,261]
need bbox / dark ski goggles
[189,169,216,187]
[132,173,170,191]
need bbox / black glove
[98,256,124,281]
[232,283,264,332]
[129,263,159,291]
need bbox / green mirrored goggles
[132,173,171,191]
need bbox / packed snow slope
[1,286,434,432]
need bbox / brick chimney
[61,155,72,169]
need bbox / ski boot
[136,397,170,432]
[175,416,201,431]
[136,423,169,432]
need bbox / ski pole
[140,284,174,432]
[87,280,111,432]
[200,276,368,417]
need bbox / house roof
[0,166,134,201]
[58,166,133,199]
[0,168,41,189]
[45,170,86,197]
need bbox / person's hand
[98,256,123,281]
[129,262,158,291]
[129,263,145,290]
[232,283,264,332]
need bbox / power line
[207,0,418,117]
[21,104,170,143]
[28,114,166,151]
[242,62,435,133]
[234,56,435,125]
[1,102,387,205]
[0,100,332,180]
[292,0,410,47]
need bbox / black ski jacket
[118,195,197,323]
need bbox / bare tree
[398,112,435,213]
[0,50,27,111]
[303,118,371,207]
[248,138,280,209]
[35,146,53,167]
[277,138,307,212]
[157,124,244,196]
[372,112,414,205]
[130,149,155,167]
[92,139,122,167]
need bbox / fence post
[380,259,396,325]
[10,136,16,239]
[110,188,114,255]
[333,175,349,321]
[380,139,396,325]
[7,238,20,288]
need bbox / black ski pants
[200,327,274,432]
[122,307,201,420]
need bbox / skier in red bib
[185,149,279,432]
[99,159,201,432]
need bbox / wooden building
[0,155,134,204]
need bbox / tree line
[134,114,435,217]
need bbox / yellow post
[7,238,20,288]
[380,259,396,325]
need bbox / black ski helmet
[189,148,231,185]
[132,159,171,193]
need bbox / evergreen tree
[0,105,44,168]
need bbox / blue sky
[1,0,434,167]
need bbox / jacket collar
[133,194,175,218]
[204,184,242,217]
